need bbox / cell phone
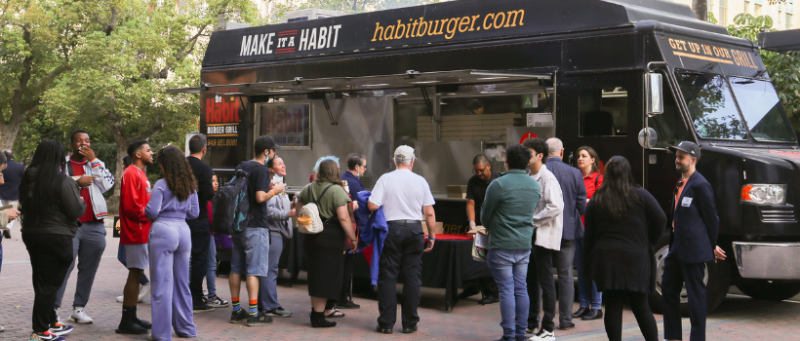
[71,176,81,181]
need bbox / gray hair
[394,154,415,166]
[546,137,563,156]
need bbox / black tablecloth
[278,228,492,310]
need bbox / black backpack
[211,163,252,234]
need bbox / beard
[675,163,689,173]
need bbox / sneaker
[526,327,539,334]
[138,283,151,302]
[245,314,273,327]
[116,294,144,303]
[192,304,215,313]
[206,295,229,308]
[336,300,361,309]
[229,309,248,324]
[529,329,555,341]
[70,307,94,324]
[49,323,73,336]
[30,331,65,341]
[0,325,4,332]
[264,307,292,317]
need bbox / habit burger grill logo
[371,9,525,41]
[239,25,343,57]
[206,92,240,142]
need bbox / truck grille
[759,207,796,223]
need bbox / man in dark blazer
[663,141,719,341]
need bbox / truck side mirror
[646,73,664,115]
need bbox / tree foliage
[266,0,442,23]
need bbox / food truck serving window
[729,77,795,142]
[257,102,311,148]
[579,86,629,137]
[675,71,747,140]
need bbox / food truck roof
[758,28,800,53]
[201,0,728,69]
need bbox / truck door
[559,72,644,185]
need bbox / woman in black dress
[584,156,666,341]
[296,159,358,328]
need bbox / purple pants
[148,218,196,340]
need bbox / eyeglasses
[673,179,685,196]
[473,166,488,175]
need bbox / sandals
[325,309,345,318]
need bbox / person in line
[337,153,368,310]
[663,141,719,341]
[185,134,218,313]
[20,140,86,341]
[522,138,563,341]
[116,140,154,335]
[116,155,151,304]
[228,136,282,326]
[54,130,115,324]
[146,146,200,341]
[480,145,541,341]
[203,173,228,307]
[0,149,24,207]
[584,156,665,341]
[0,150,21,334]
[296,159,358,328]
[259,156,294,318]
[369,145,436,335]
[462,154,500,305]
[572,146,603,321]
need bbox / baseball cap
[394,145,415,161]
[668,141,701,160]
[254,135,280,153]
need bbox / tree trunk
[0,110,25,150]
[692,0,708,21]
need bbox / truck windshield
[675,71,747,139]
[729,77,796,142]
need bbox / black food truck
[173,0,800,312]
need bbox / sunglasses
[673,179,685,196]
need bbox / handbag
[471,230,490,262]
[298,184,334,234]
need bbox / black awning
[758,29,800,52]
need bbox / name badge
[681,197,693,207]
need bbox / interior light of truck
[741,184,786,206]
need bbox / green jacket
[481,169,541,250]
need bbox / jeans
[377,222,424,329]
[259,233,283,311]
[574,237,602,310]
[55,221,107,309]
[205,235,217,297]
[187,219,210,306]
[23,233,74,333]
[533,239,576,331]
[487,249,531,339]
[118,244,149,285]
[230,227,270,277]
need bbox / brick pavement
[2,221,800,340]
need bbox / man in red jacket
[116,140,154,335]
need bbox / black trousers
[187,219,210,306]
[23,233,74,333]
[340,252,354,302]
[603,290,659,341]
[526,246,540,327]
[662,253,707,341]
[377,222,424,329]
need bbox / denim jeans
[259,234,283,311]
[574,237,602,310]
[206,235,217,297]
[487,249,531,339]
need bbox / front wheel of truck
[649,234,730,315]
[736,280,800,301]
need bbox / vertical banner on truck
[258,102,312,149]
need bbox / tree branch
[94,6,118,36]
[175,25,208,61]
[135,122,165,141]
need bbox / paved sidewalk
[1,221,800,340]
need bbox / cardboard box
[422,222,444,236]
[446,185,467,199]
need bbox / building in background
[669,0,796,29]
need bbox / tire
[648,234,730,316]
[736,280,800,301]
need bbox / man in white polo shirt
[368,145,436,335]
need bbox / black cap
[254,135,280,154]
[668,141,701,159]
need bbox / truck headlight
[741,184,787,206]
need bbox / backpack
[211,163,253,234]
[298,184,334,235]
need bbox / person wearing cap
[368,145,436,335]
[467,99,484,115]
[662,141,719,341]
[227,135,283,327]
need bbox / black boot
[115,306,148,334]
[310,311,336,328]
[131,306,152,329]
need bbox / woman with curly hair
[146,146,200,341]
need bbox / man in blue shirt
[0,150,24,206]
[339,153,367,310]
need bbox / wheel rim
[654,244,709,304]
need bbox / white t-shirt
[369,169,436,221]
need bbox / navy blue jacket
[0,159,24,201]
[342,170,366,228]
[669,171,719,264]
[545,157,586,240]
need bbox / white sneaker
[138,283,151,302]
[530,329,555,341]
[116,295,124,303]
[70,307,93,324]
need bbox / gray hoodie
[64,156,114,219]
[266,192,293,239]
